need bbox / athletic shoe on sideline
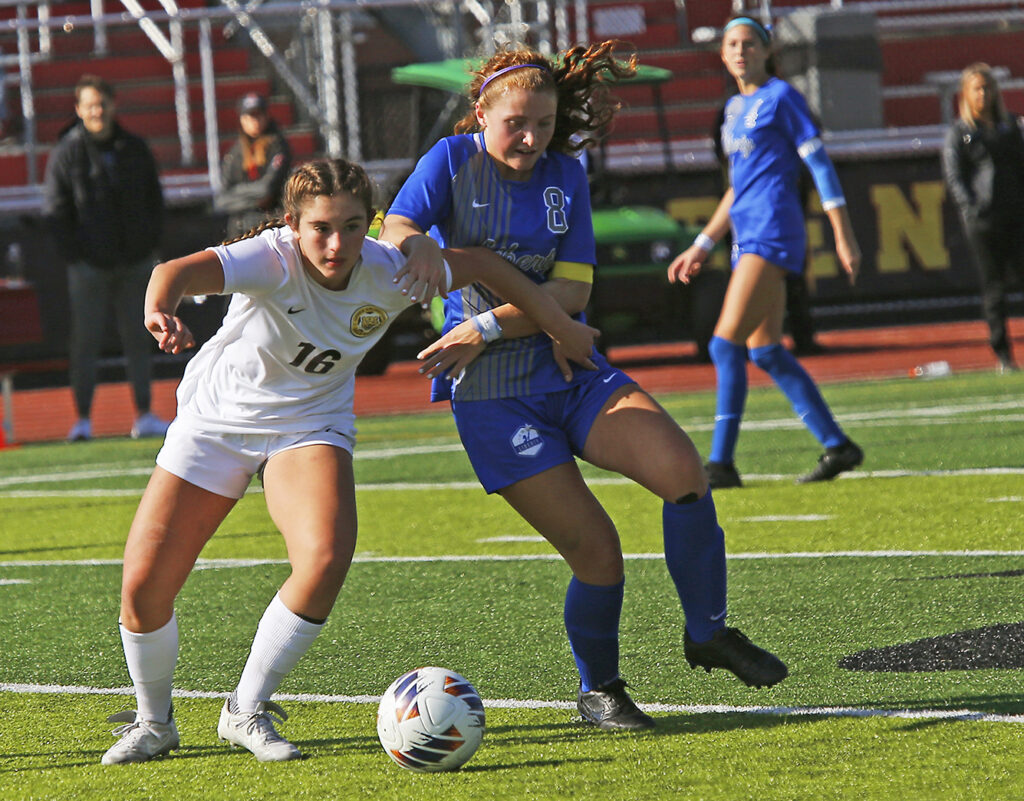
[577,678,655,731]
[130,412,169,439]
[684,627,789,689]
[797,439,864,483]
[101,709,179,764]
[218,693,302,762]
[705,460,743,489]
[997,357,1019,375]
[67,418,92,442]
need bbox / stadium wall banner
[633,154,980,315]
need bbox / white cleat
[101,710,179,765]
[218,694,301,762]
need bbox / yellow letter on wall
[871,182,949,273]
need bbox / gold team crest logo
[350,305,388,337]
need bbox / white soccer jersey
[172,225,412,436]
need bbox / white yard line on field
[2,467,1024,498]
[0,395,1021,492]
[0,682,1020,724]
[4,550,1024,569]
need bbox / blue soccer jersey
[388,132,597,401]
[721,77,821,272]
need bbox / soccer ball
[376,666,485,772]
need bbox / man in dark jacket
[214,92,292,239]
[43,74,169,441]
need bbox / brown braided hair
[221,158,375,245]
[455,40,638,155]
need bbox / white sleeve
[207,234,288,296]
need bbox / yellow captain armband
[550,261,594,284]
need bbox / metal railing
[0,0,581,200]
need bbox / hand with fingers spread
[549,319,600,381]
[417,319,487,380]
[666,245,709,286]
[146,311,195,354]
[391,234,449,309]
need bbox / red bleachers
[6,0,1024,190]
[30,49,252,94]
[881,30,1024,86]
[30,75,272,117]
[0,0,325,187]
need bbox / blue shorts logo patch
[510,424,544,457]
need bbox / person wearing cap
[215,92,292,238]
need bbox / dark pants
[785,272,817,353]
[963,217,1024,362]
[67,257,156,418]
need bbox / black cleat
[684,627,788,689]
[577,678,655,731]
[705,461,743,489]
[797,439,863,484]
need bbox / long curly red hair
[455,40,638,155]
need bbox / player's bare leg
[103,469,236,765]
[216,444,357,761]
[500,464,654,730]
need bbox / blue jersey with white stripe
[388,133,596,401]
[722,77,820,267]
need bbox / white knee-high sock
[234,593,323,714]
[120,613,178,724]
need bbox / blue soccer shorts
[451,366,636,493]
[732,237,805,274]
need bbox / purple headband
[478,63,550,95]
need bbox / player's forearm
[826,205,857,250]
[701,188,735,243]
[146,252,225,316]
[378,215,438,257]
[484,280,589,340]
[445,247,588,341]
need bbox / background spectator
[941,62,1024,373]
[215,92,292,239]
[42,74,168,442]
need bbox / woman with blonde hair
[942,62,1024,373]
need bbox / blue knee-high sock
[708,336,748,464]
[663,491,727,643]
[564,577,623,692]
[749,343,845,448]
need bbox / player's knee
[118,581,172,633]
[709,335,746,368]
[750,342,787,373]
[296,539,355,594]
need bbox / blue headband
[724,16,771,44]
[478,63,550,95]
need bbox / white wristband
[471,310,503,343]
[441,258,453,293]
[693,233,715,253]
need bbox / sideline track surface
[3,319,1021,443]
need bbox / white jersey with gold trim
[173,225,411,436]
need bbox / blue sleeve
[800,143,846,209]
[556,159,596,265]
[387,138,454,234]
[775,83,821,147]
[777,84,845,209]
